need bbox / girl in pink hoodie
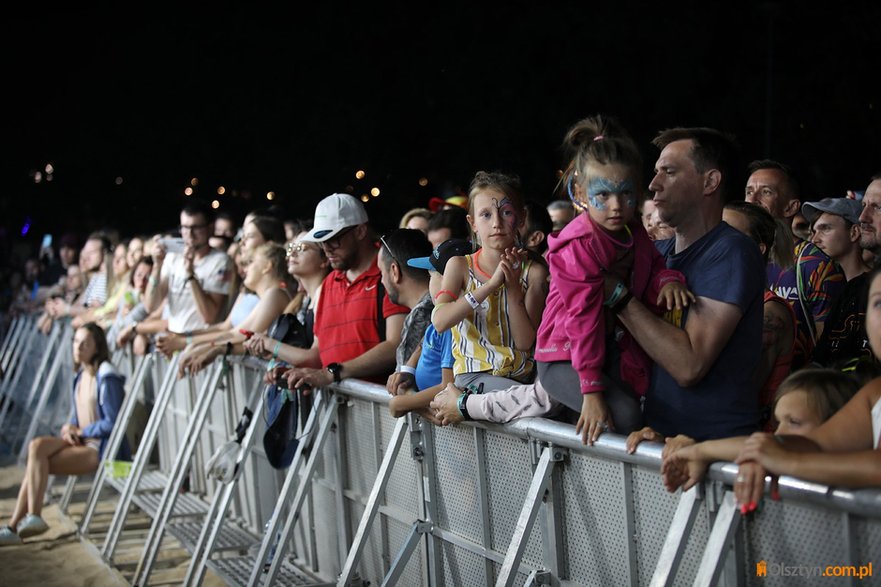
[431,115,693,445]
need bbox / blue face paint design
[586,177,637,211]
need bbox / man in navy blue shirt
[604,128,765,442]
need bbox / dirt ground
[0,464,228,586]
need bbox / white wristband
[464,292,480,310]
[398,365,417,375]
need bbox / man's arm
[339,313,405,379]
[616,292,743,387]
[188,279,227,325]
[143,259,169,313]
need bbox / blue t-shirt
[646,222,765,440]
[415,324,454,391]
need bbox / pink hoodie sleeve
[552,241,607,394]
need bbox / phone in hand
[160,237,186,254]
[41,234,53,249]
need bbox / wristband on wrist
[464,292,480,310]
[398,365,416,375]
[457,391,472,420]
[186,333,193,346]
[604,281,626,307]
[272,341,281,360]
[434,289,459,301]
[148,275,158,287]
[610,290,634,314]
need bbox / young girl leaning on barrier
[430,171,549,393]
[661,367,859,505]
[727,266,881,512]
[431,116,694,446]
[0,322,128,546]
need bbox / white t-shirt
[161,249,232,333]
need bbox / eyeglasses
[379,234,401,266]
[179,223,208,233]
[286,242,318,258]
[320,226,355,251]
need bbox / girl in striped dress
[431,171,549,392]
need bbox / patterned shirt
[766,240,845,367]
[396,291,433,369]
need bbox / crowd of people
[2,113,881,546]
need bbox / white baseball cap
[303,193,368,242]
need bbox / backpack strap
[376,280,386,342]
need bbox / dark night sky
[3,3,880,245]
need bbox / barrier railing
[2,320,880,586]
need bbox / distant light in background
[355,170,365,180]
[370,187,380,197]
[360,195,369,203]
[44,163,54,174]
[21,217,31,236]
[45,174,53,182]
[555,169,564,177]
[190,178,199,187]
[184,187,193,196]
[115,177,124,185]
[217,186,226,195]
[211,200,220,209]
[345,185,354,193]
[266,191,275,201]
[418,177,428,187]
[33,171,42,184]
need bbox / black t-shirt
[813,271,873,366]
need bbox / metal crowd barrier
[0,316,75,460]
[2,320,880,586]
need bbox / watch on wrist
[326,362,343,383]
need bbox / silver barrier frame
[132,360,225,585]
[79,353,153,533]
[8,341,871,586]
[101,352,182,559]
[0,318,62,435]
[328,379,881,587]
[15,320,73,462]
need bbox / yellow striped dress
[451,254,535,382]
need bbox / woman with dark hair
[0,322,128,545]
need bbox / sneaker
[0,526,22,546]
[16,514,49,538]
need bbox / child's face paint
[468,190,519,248]
[579,162,639,234]
[587,177,636,209]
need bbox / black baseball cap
[407,238,471,273]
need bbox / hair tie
[593,135,605,142]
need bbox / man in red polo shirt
[285,193,409,389]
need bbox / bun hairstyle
[560,115,643,206]
[255,242,288,281]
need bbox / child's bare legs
[13,436,99,527]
